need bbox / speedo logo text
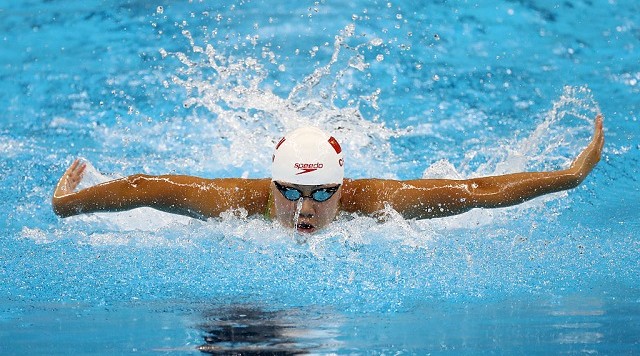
[294,163,323,175]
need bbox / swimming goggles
[274,181,340,203]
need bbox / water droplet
[370,38,383,46]
[348,55,367,71]
[376,54,384,62]
[156,6,163,14]
[434,34,440,41]
[344,24,356,37]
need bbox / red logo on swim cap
[275,137,286,150]
[294,162,323,175]
[328,136,342,154]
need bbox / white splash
[160,23,398,179]
[39,18,602,249]
[292,198,306,244]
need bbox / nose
[298,197,315,218]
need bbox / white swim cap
[271,127,344,185]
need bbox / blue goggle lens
[275,182,339,203]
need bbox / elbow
[466,182,521,209]
[123,174,164,208]
[465,182,495,207]
[559,169,585,190]
[569,171,587,188]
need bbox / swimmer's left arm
[343,114,604,219]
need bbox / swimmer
[53,114,604,234]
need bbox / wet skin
[52,115,604,233]
[269,182,341,234]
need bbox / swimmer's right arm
[52,159,271,219]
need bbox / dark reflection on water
[196,305,337,355]
[190,294,639,354]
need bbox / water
[1,0,639,354]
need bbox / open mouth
[296,222,316,233]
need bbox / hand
[570,114,604,179]
[54,159,87,197]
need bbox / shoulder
[342,178,390,191]
[216,177,271,190]
[144,175,271,192]
[208,178,272,202]
[340,178,397,215]
[185,177,272,217]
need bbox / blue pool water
[1,0,639,354]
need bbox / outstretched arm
[342,114,604,219]
[52,160,271,219]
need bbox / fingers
[580,114,604,168]
[596,113,603,123]
[58,159,87,194]
[74,160,87,179]
[595,113,603,134]
[67,159,86,176]
[65,159,81,176]
[69,160,86,186]
[569,114,605,173]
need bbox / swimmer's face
[271,181,342,234]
